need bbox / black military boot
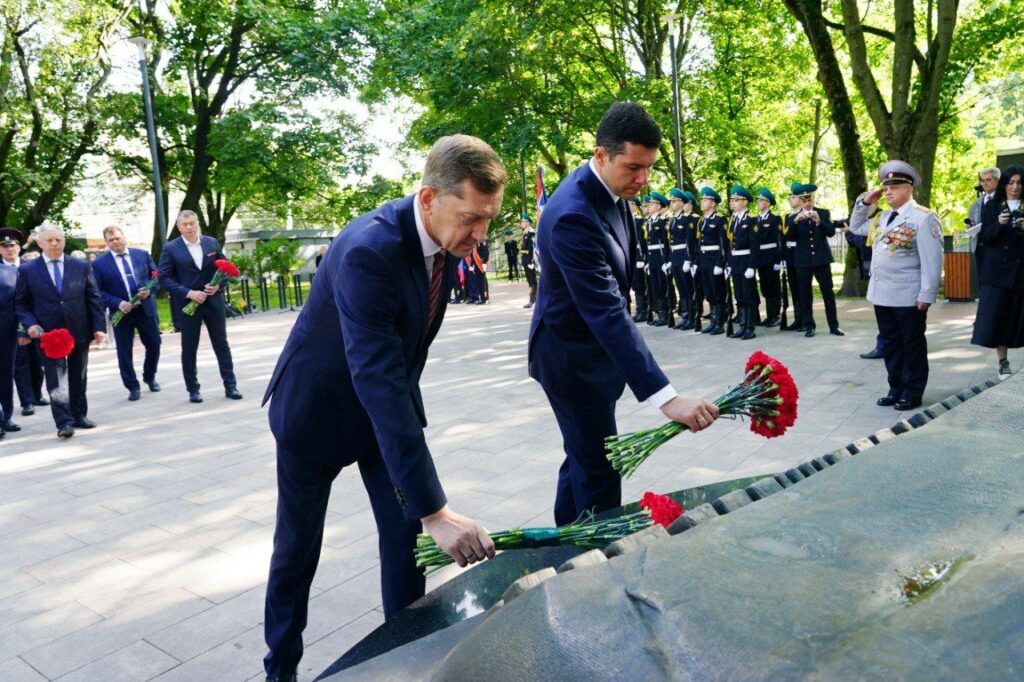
[763,298,781,327]
[708,305,725,335]
[701,304,715,334]
[729,307,747,338]
[742,307,758,340]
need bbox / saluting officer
[754,188,784,327]
[520,212,537,308]
[645,192,672,327]
[727,186,759,340]
[696,187,728,336]
[631,196,652,322]
[792,183,844,337]
[668,189,698,330]
[848,160,943,411]
[782,182,805,331]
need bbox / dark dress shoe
[33,397,50,406]
[763,317,781,327]
[0,429,5,439]
[146,380,161,392]
[829,327,845,336]
[894,398,922,411]
[4,421,21,432]
[876,396,897,407]
[729,327,745,339]
[708,324,725,336]
[73,418,96,429]
[21,405,34,416]
[128,388,141,401]
[57,427,75,439]
[225,387,243,400]
[860,348,885,359]
[741,328,757,340]
[189,391,204,403]
[804,327,816,337]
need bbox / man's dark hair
[596,102,662,158]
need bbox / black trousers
[631,264,649,312]
[647,249,669,315]
[263,443,424,677]
[44,341,90,430]
[797,264,839,330]
[875,305,928,402]
[113,311,162,391]
[15,340,45,408]
[757,263,781,318]
[784,251,801,319]
[546,392,621,527]
[522,258,537,295]
[179,301,236,393]
[0,332,14,422]
[699,256,725,305]
[670,251,693,315]
[507,258,519,281]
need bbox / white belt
[760,243,777,250]
[786,241,797,248]
[649,244,664,250]
[701,245,720,252]
[731,249,751,256]
[671,244,688,251]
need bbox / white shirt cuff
[649,384,677,409]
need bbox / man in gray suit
[967,167,1000,275]
[849,160,944,412]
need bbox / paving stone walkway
[0,280,996,680]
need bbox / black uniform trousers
[0,331,14,422]
[44,341,90,430]
[757,260,781,319]
[875,305,928,402]
[15,341,44,408]
[784,249,801,320]
[179,300,236,393]
[263,442,424,677]
[670,249,693,315]
[631,264,649,313]
[730,256,759,306]
[112,311,162,391]
[699,255,724,305]
[546,391,621,528]
[797,264,839,330]
[647,247,670,315]
[522,258,537,290]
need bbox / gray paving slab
[0,280,991,679]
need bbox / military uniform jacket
[646,214,670,254]
[669,212,695,262]
[503,237,518,262]
[697,213,728,268]
[633,217,649,269]
[783,213,800,263]
[756,212,783,265]
[978,198,1024,290]
[849,195,943,307]
[727,212,759,269]
[520,230,536,266]
[792,206,835,268]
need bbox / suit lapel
[397,196,430,332]
[579,163,629,271]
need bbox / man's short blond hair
[421,135,507,197]
[102,225,124,239]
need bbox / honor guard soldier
[504,230,520,281]
[631,196,652,322]
[645,192,672,326]
[792,183,844,337]
[727,186,759,340]
[668,188,698,330]
[696,187,728,335]
[755,188,783,327]
[0,227,22,434]
[849,160,942,411]
[520,212,537,308]
[782,182,805,330]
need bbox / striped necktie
[427,250,447,330]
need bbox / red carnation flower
[214,259,240,278]
[150,270,158,278]
[745,350,773,373]
[39,328,76,359]
[639,491,684,527]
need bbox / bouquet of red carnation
[606,351,798,478]
[111,270,160,326]
[183,259,240,315]
[39,328,76,359]
[414,492,684,575]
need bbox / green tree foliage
[233,235,300,282]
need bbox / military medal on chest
[882,220,916,255]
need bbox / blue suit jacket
[93,249,160,318]
[15,256,104,344]
[528,162,668,404]
[262,195,455,520]
[0,263,18,341]
[158,235,227,310]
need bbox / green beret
[699,187,721,204]
[649,191,669,207]
[731,185,753,201]
[756,187,776,206]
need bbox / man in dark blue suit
[15,224,105,438]
[158,210,240,403]
[261,135,505,682]
[529,103,720,527]
[93,225,162,401]
[0,228,24,436]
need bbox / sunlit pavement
[0,281,992,680]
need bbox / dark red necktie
[428,250,446,329]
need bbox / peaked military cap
[699,187,722,203]
[789,181,803,195]
[878,159,921,188]
[649,191,669,207]
[0,227,22,246]
[681,191,697,205]
[731,185,753,201]
[798,183,818,197]
[756,187,776,206]
[520,211,533,223]
[668,187,686,201]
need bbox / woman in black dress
[972,166,1024,379]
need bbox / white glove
[683,261,691,273]
[691,264,698,275]
[773,262,780,271]
[526,264,534,270]
[662,262,672,274]
[965,223,982,238]
[745,268,754,279]
[636,261,646,269]
[713,266,723,276]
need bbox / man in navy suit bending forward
[529,102,720,527]
[261,135,504,681]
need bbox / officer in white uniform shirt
[848,160,944,412]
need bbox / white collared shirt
[413,195,443,280]
[588,160,677,408]
[887,199,918,224]
[2,258,18,268]
[183,235,204,269]
[111,249,136,297]
[43,253,65,288]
